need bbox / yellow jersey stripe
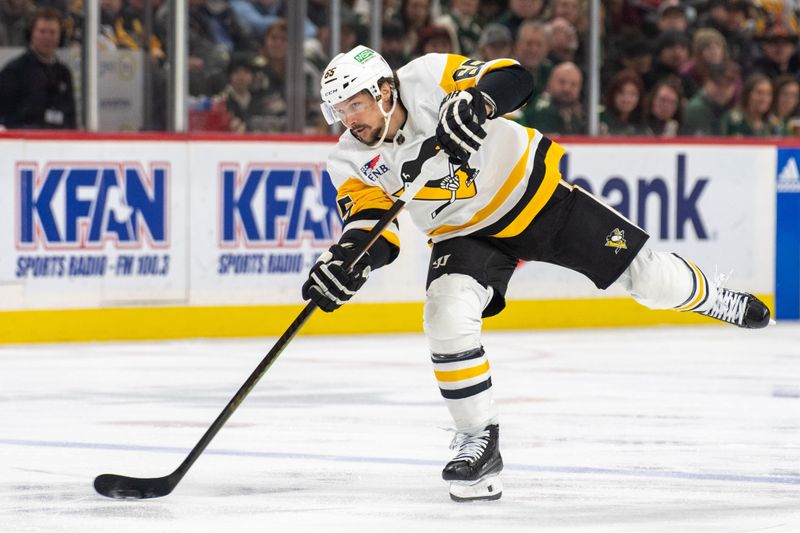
[434,360,490,382]
[438,54,468,93]
[674,261,707,311]
[438,55,521,93]
[338,177,395,216]
[426,129,536,238]
[379,229,400,248]
[492,141,566,238]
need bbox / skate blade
[449,474,502,502]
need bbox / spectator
[217,53,263,133]
[252,18,288,131]
[400,0,432,58]
[723,73,783,136]
[550,0,585,32]
[415,25,455,56]
[494,0,546,40]
[680,28,731,99]
[352,0,401,20]
[229,0,315,41]
[523,61,586,134]
[184,0,259,96]
[38,0,69,11]
[62,0,84,47]
[655,2,690,35]
[305,6,364,74]
[600,69,646,135]
[681,60,739,135]
[515,20,553,102]
[751,15,800,80]
[619,31,653,79]
[699,0,755,74]
[435,0,482,56]
[643,77,683,137]
[99,0,165,60]
[645,31,690,90]
[0,7,76,129]
[0,0,36,47]
[550,0,587,67]
[545,17,580,65]
[477,23,514,61]
[772,74,800,134]
[380,19,409,70]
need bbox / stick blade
[94,473,174,500]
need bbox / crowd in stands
[3,0,800,137]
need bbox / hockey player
[302,45,772,502]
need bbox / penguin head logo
[605,228,627,254]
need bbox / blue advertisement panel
[0,140,190,310]
[776,148,800,319]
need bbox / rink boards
[0,133,791,342]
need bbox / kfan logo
[561,152,708,240]
[220,164,340,247]
[17,162,168,250]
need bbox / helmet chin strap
[365,88,398,149]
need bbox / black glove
[302,242,371,312]
[435,87,489,164]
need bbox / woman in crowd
[680,28,731,99]
[415,24,456,56]
[722,73,783,137]
[599,69,647,135]
[400,0,432,58]
[771,74,800,135]
[643,77,683,137]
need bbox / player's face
[334,91,384,144]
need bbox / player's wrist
[482,92,497,119]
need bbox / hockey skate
[697,285,772,329]
[442,424,503,502]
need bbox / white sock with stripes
[431,347,497,433]
[425,274,497,433]
[616,248,716,311]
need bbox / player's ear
[379,80,392,100]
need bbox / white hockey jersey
[326,53,565,251]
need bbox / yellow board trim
[434,360,490,382]
[0,295,773,344]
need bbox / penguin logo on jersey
[393,160,478,219]
[605,228,627,254]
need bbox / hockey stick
[94,137,441,500]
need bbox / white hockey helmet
[319,45,394,125]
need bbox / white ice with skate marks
[1,325,799,532]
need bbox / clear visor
[320,102,339,125]
[320,97,374,126]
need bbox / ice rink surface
[1,324,799,532]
